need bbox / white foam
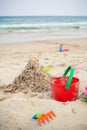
[0,22,87,28]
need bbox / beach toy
[81,86,87,102]
[82,97,87,102]
[50,66,80,102]
[43,67,51,72]
[85,86,87,96]
[33,110,56,125]
[59,48,69,52]
[47,111,56,119]
[59,49,69,52]
[74,66,87,72]
[37,111,56,125]
[33,114,42,119]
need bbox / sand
[3,57,51,94]
[0,38,87,130]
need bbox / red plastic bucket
[50,66,79,102]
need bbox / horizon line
[0,15,87,17]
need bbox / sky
[0,0,87,16]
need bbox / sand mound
[4,57,51,94]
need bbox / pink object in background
[74,67,85,71]
[85,86,87,96]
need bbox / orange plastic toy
[37,110,56,125]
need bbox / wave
[0,22,87,33]
[0,22,87,27]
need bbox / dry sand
[0,38,87,130]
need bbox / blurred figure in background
[59,44,63,52]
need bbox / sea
[0,16,87,43]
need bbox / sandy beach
[0,38,87,130]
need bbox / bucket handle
[63,66,74,90]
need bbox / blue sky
[0,0,87,16]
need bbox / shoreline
[0,37,87,45]
[0,30,87,44]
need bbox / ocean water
[0,16,87,43]
[0,16,87,33]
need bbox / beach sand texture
[0,38,87,130]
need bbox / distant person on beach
[59,44,63,51]
[58,44,69,52]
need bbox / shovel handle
[63,66,74,90]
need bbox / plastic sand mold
[43,67,51,72]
